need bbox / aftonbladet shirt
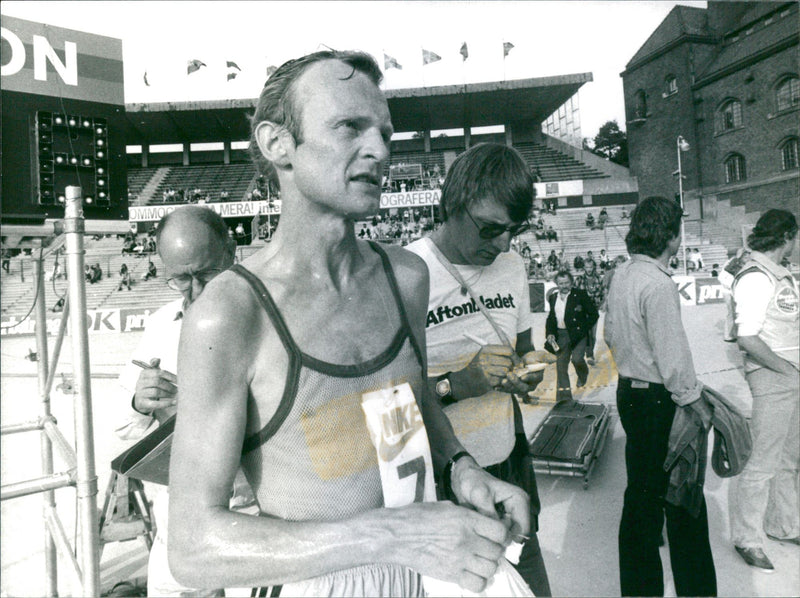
[604,254,702,406]
[406,237,532,377]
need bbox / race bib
[362,382,436,507]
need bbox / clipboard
[111,415,175,486]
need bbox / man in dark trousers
[604,196,716,596]
[545,270,598,402]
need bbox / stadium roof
[123,72,592,145]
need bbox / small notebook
[110,415,175,486]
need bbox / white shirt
[406,238,532,376]
[555,291,570,328]
[733,271,772,337]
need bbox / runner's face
[451,199,518,266]
[290,60,393,218]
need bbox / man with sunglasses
[407,143,552,595]
[115,205,242,596]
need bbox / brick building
[621,1,799,238]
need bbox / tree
[590,120,628,166]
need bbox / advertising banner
[695,277,725,304]
[0,15,124,105]
[1,307,159,337]
[128,200,281,222]
[672,275,697,306]
[535,180,583,198]
[379,189,441,209]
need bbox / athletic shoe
[577,376,588,388]
[766,534,800,546]
[735,546,774,572]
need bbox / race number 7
[397,456,426,503]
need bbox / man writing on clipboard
[407,143,553,596]
[114,205,248,597]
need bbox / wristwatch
[442,451,472,503]
[435,373,455,405]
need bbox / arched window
[665,75,678,95]
[724,153,746,183]
[776,75,799,111]
[780,137,799,170]
[716,99,742,132]
[634,90,647,119]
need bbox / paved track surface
[2,303,798,596]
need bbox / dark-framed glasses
[166,268,223,291]
[465,208,530,240]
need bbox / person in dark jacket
[546,270,599,401]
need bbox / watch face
[436,378,451,397]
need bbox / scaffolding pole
[33,242,59,597]
[63,186,101,597]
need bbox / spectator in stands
[598,249,610,269]
[547,250,559,271]
[597,208,608,229]
[573,255,585,272]
[546,270,598,401]
[235,222,247,244]
[118,268,132,291]
[621,208,629,220]
[51,296,65,313]
[122,237,136,255]
[693,248,704,270]
[521,242,531,260]
[546,226,558,242]
[585,212,596,228]
[2,249,11,273]
[711,263,719,277]
[142,260,157,281]
[147,238,157,253]
[669,255,680,271]
[575,258,605,365]
[119,263,129,277]
[586,250,595,265]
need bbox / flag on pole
[187,59,207,75]
[422,49,442,65]
[459,42,469,61]
[226,60,241,82]
[503,42,515,58]
[384,53,402,70]
[143,72,150,87]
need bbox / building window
[634,90,647,119]
[776,76,799,112]
[716,99,742,132]
[724,154,746,183]
[665,75,678,95]
[780,137,799,170]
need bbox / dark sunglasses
[465,208,531,240]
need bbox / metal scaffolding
[1,187,128,596]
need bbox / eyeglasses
[166,268,223,291]
[465,208,530,240]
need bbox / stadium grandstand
[5,67,752,323]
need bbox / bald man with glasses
[115,205,240,596]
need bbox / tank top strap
[229,264,303,454]
[367,241,424,369]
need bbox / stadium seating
[150,163,257,204]
[513,142,609,182]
